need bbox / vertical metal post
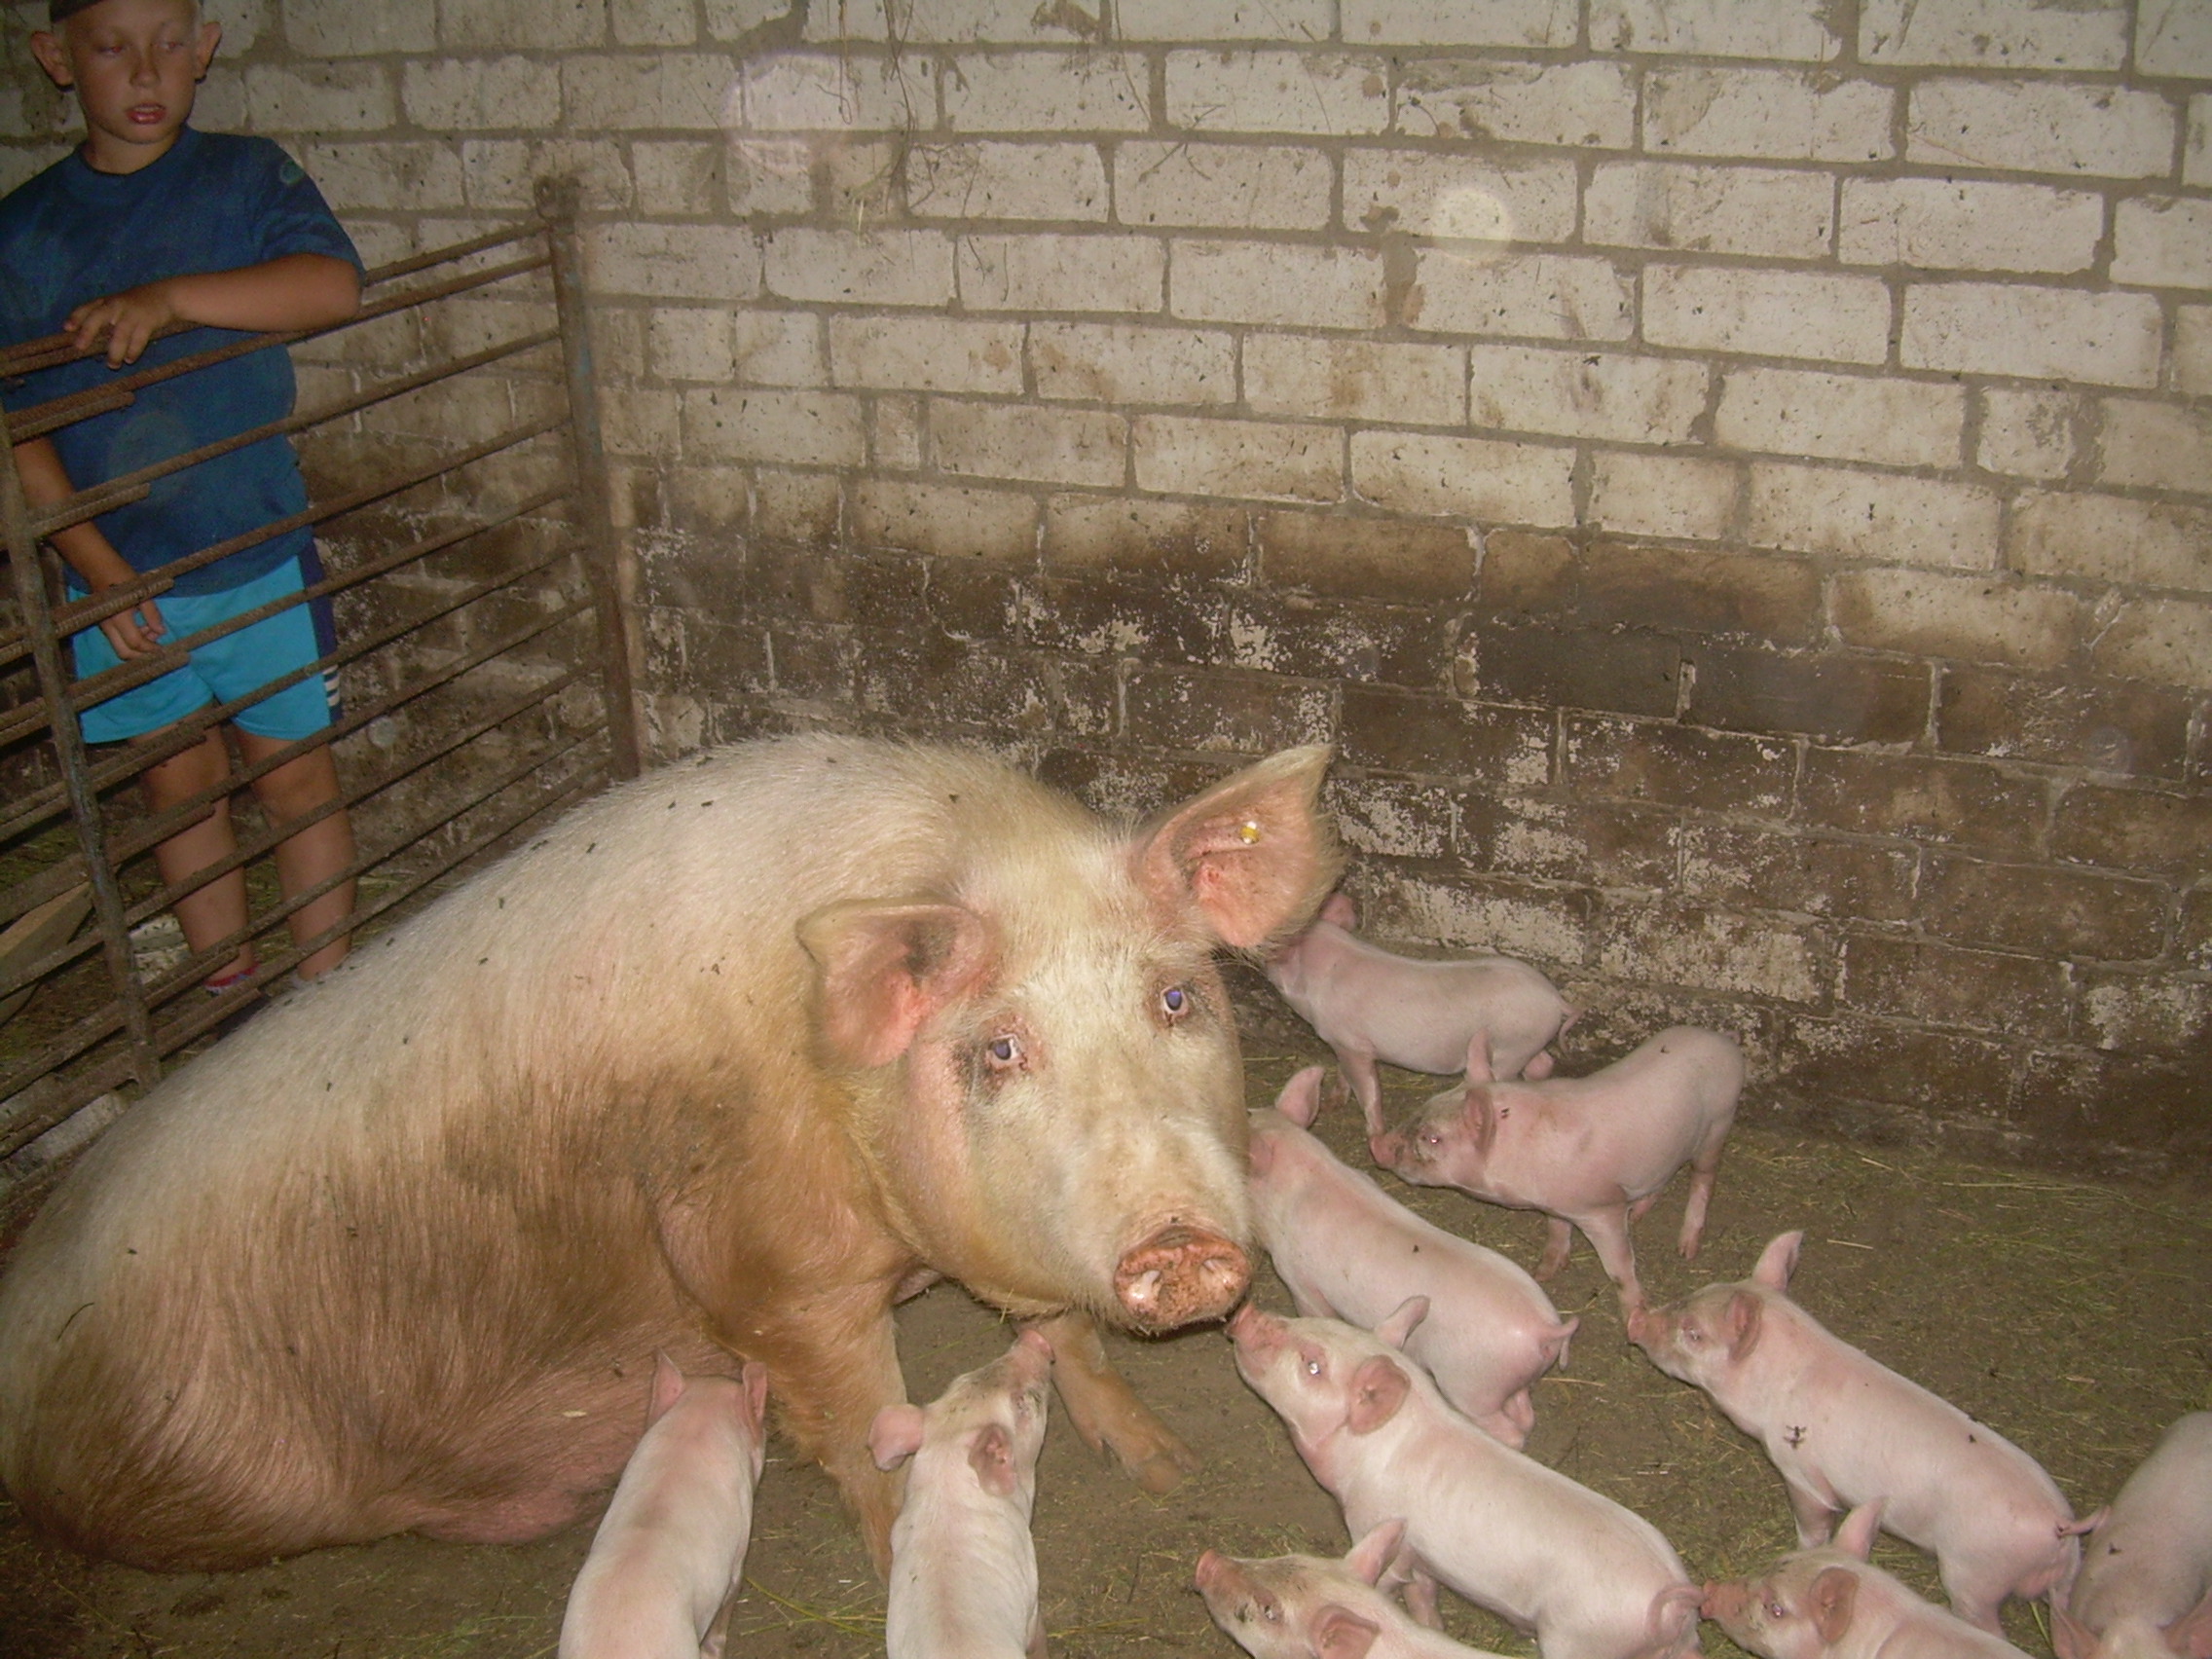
[0,405,163,1090]
[538,178,645,781]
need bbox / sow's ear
[799,901,992,1070]
[1134,745,1343,949]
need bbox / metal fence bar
[28,327,564,544]
[0,501,576,851]
[1,250,552,417]
[2,734,610,1157]
[1,415,571,682]
[1,408,162,1094]
[0,200,632,1170]
[541,179,643,782]
[0,575,594,995]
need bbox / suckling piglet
[1629,1231,2077,1636]
[868,1329,1053,1659]
[559,1355,770,1659]
[1197,1518,1517,1659]
[1266,893,1576,1135]
[1369,1026,1742,1312]
[1227,1302,1701,1659]
[2054,1413,2212,1659]
[1248,1065,1576,1448]
[1702,1500,2034,1659]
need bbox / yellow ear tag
[1237,819,1263,844]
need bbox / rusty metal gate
[0,193,641,1178]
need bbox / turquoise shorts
[71,554,340,745]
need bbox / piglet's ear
[968,1421,1017,1497]
[1375,1296,1429,1351]
[646,1351,686,1425]
[1723,1291,1764,1362]
[1345,1519,1406,1587]
[739,1360,770,1437]
[2166,1590,2212,1659]
[2052,1604,2096,1659]
[1346,1355,1410,1435]
[867,1403,927,1471]
[1810,1567,1860,1646]
[1133,746,1342,950]
[1314,1605,1382,1659]
[1464,1087,1498,1161]
[1319,892,1358,929]
[799,901,992,1070]
[1464,1033,1495,1085]
[1834,1499,1884,1561]
[1277,1065,1326,1129]
[1754,1231,1804,1292]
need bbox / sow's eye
[1159,984,1191,1022]
[984,1033,1021,1070]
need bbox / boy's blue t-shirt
[0,126,362,595]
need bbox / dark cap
[48,0,109,21]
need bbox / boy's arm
[66,252,362,370]
[10,434,166,656]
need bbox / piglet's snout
[1115,1225,1250,1330]
[1701,1580,1748,1622]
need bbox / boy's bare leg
[238,731,355,978]
[141,728,256,984]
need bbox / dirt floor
[1,1040,2206,1659]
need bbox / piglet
[1370,1026,1742,1312]
[1249,1065,1576,1448]
[1266,893,1577,1135]
[1228,1302,1701,1659]
[1702,1500,2033,1659]
[559,1355,770,1659]
[2055,1413,2212,1659]
[1197,1518,1516,1659]
[868,1329,1053,1659]
[1630,1231,2077,1636]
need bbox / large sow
[0,734,1340,1571]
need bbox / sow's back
[0,734,1339,1571]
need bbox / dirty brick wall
[2,1,2209,1175]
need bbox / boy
[2,0,365,1001]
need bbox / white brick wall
[4,0,2204,692]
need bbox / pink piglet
[1198,1518,1518,1659]
[1371,1026,1742,1313]
[1631,1232,2077,1636]
[869,1329,1054,1659]
[1249,1065,1576,1448]
[558,1355,771,1659]
[2055,1413,2212,1659]
[1703,1500,2035,1659]
[1266,893,1577,1136]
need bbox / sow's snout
[1114,1224,1250,1331]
